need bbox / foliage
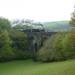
[62,31,75,59]
[0,17,11,30]
[0,30,14,61]
[37,33,65,62]
[37,32,75,62]
[70,7,75,26]
[10,30,27,50]
[0,17,75,62]
[9,29,30,59]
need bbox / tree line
[0,8,75,62]
[0,18,46,62]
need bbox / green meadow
[0,60,75,75]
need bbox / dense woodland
[0,9,75,62]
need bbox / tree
[62,31,75,59]
[37,33,67,62]
[0,30,14,61]
[70,6,75,26]
[10,29,31,59]
[0,17,11,30]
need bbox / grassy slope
[43,21,72,31]
[0,60,75,75]
[43,21,69,28]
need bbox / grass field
[0,60,75,75]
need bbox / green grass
[0,59,75,75]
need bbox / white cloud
[0,0,74,22]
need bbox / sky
[0,0,74,22]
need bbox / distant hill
[43,21,73,32]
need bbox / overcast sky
[0,0,74,22]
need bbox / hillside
[43,21,72,32]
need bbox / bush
[62,31,75,59]
[37,32,75,62]
[37,33,65,62]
